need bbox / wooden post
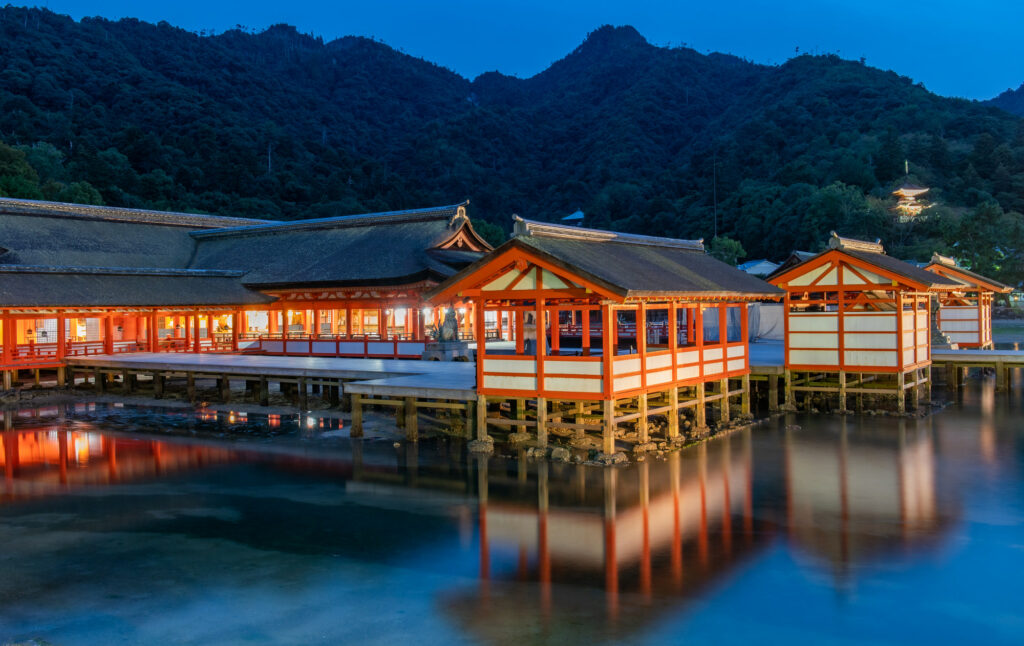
[259,376,269,406]
[719,377,730,423]
[668,387,679,440]
[925,365,932,402]
[404,397,418,442]
[298,378,308,410]
[741,373,751,416]
[231,311,240,351]
[768,375,779,412]
[784,369,794,407]
[476,394,488,441]
[219,374,230,402]
[153,372,164,398]
[896,370,906,414]
[103,315,114,354]
[696,382,706,428]
[536,396,548,448]
[95,368,105,392]
[996,362,1007,392]
[186,372,196,402]
[465,398,476,439]
[838,371,847,411]
[122,370,133,394]
[193,314,201,353]
[56,311,66,362]
[351,396,363,437]
[637,393,648,443]
[602,398,615,454]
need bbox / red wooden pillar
[740,303,749,370]
[637,304,647,389]
[345,306,352,338]
[312,308,320,336]
[103,315,114,354]
[56,311,66,361]
[582,306,591,353]
[475,299,485,389]
[2,311,14,365]
[380,306,388,341]
[231,311,240,351]
[192,313,201,353]
[550,306,560,354]
[149,313,159,352]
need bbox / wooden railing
[239,334,427,359]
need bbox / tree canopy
[1,8,1023,283]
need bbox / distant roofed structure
[561,209,585,226]
[892,182,930,222]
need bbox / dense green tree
[0,8,1021,283]
[708,236,746,266]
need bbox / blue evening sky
[38,0,1024,99]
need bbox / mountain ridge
[0,7,1022,282]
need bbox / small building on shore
[767,233,959,412]
[427,216,782,452]
[924,253,1012,349]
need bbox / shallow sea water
[0,373,1020,646]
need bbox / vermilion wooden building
[429,217,782,452]
[768,233,958,412]
[924,253,1012,349]
[0,198,491,385]
[189,201,491,358]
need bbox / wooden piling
[719,378,730,424]
[768,374,779,412]
[536,396,548,448]
[741,374,751,416]
[259,376,269,406]
[404,397,418,442]
[351,396,364,437]
[637,393,648,443]
[476,394,488,441]
[667,387,679,440]
[696,383,706,428]
[601,399,615,454]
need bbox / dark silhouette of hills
[0,7,1022,281]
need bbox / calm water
[0,380,1021,645]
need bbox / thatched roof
[189,202,491,288]
[0,266,273,308]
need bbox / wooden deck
[65,352,476,397]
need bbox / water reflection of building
[441,430,771,643]
[784,417,948,580]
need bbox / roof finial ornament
[449,201,470,228]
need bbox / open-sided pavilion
[768,233,959,412]
[924,253,1012,349]
[428,217,782,453]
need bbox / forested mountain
[1,6,1024,283]
[988,84,1024,118]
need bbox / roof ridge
[930,252,957,267]
[0,197,270,229]
[190,201,470,239]
[829,231,884,254]
[0,264,245,277]
[512,215,704,251]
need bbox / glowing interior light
[422,307,433,317]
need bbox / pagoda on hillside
[892,162,931,222]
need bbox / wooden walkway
[932,348,1024,390]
